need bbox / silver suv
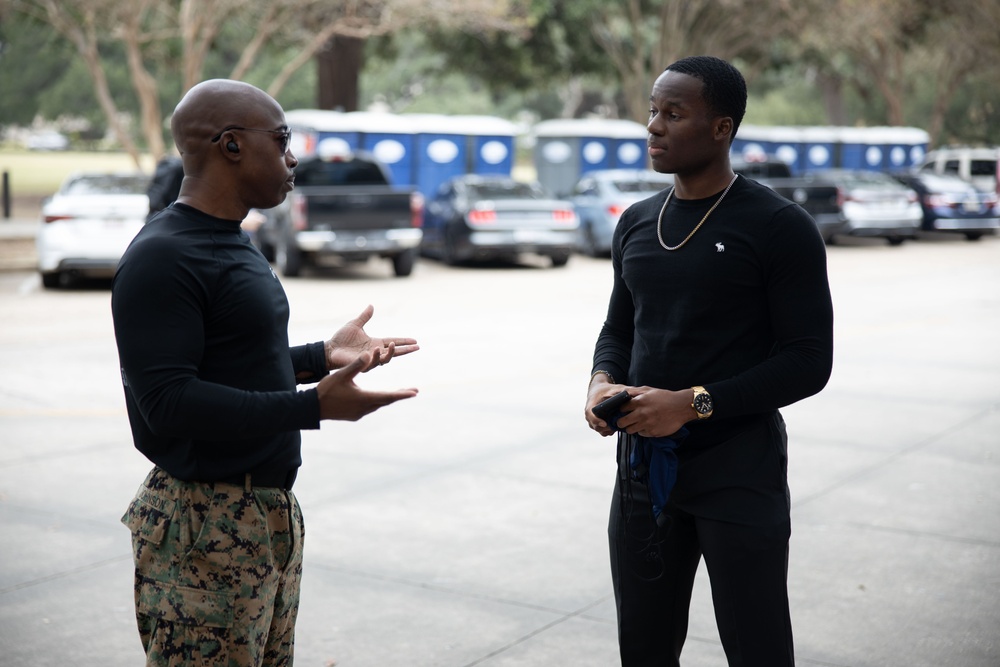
[919,147,999,193]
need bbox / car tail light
[43,214,75,223]
[983,193,998,207]
[467,208,497,225]
[290,193,308,231]
[607,204,625,218]
[836,188,846,208]
[924,194,947,207]
[551,208,576,224]
[410,192,424,228]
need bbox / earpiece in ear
[226,141,239,154]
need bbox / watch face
[694,392,713,414]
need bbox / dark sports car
[421,175,579,267]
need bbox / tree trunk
[122,12,165,161]
[75,26,143,167]
[317,36,365,111]
[817,70,847,126]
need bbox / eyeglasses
[211,126,292,154]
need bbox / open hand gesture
[325,305,419,372]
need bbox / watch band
[691,385,714,419]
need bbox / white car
[37,172,150,288]
[812,169,922,245]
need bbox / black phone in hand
[592,390,631,421]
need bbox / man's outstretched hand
[325,304,419,372]
[316,352,418,422]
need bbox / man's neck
[176,190,248,222]
[671,162,736,200]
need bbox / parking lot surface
[0,234,998,666]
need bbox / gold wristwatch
[691,386,714,419]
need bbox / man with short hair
[586,56,834,666]
[113,79,419,666]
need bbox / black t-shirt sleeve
[591,218,635,384]
[290,342,328,383]
[706,203,834,418]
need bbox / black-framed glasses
[211,126,292,154]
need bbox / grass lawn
[0,150,156,198]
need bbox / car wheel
[442,227,463,266]
[550,252,570,268]
[41,272,61,289]
[276,236,303,277]
[581,224,600,257]
[887,236,905,246]
[964,232,983,241]
[392,249,416,277]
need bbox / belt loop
[244,473,252,493]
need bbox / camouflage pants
[122,467,304,667]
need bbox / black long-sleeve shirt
[111,203,327,483]
[593,175,834,523]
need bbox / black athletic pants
[609,477,794,667]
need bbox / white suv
[918,147,999,193]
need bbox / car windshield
[62,175,149,195]
[295,158,387,186]
[467,182,543,200]
[612,179,671,193]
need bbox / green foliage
[363,0,616,120]
[744,65,828,126]
[0,14,78,126]
[415,0,612,94]
[939,71,1000,146]
[361,34,486,114]
[4,0,999,149]
[745,88,827,127]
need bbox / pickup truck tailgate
[292,187,415,230]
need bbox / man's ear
[715,117,734,143]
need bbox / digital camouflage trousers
[122,467,304,667]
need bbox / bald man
[112,80,419,666]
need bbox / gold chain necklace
[656,174,739,251]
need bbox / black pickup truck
[731,156,841,242]
[254,152,423,277]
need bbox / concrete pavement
[0,235,998,666]
[0,217,37,272]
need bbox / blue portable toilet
[734,125,803,172]
[835,127,871,171]
[406,114,470,198]
[767,126,808,175]
[735,125,931,174]
[348,112,417,187]
[532,118,648,197]
[862,128,888,171]
[733,125,780,166]
[449,115,518,177]
[801,127,838,171]
[283,109,362,157]
[835,126,928,172]
[409,114,518,195]
[878,127,930,171]
[282,109,418,186]
[607,121,648,170]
